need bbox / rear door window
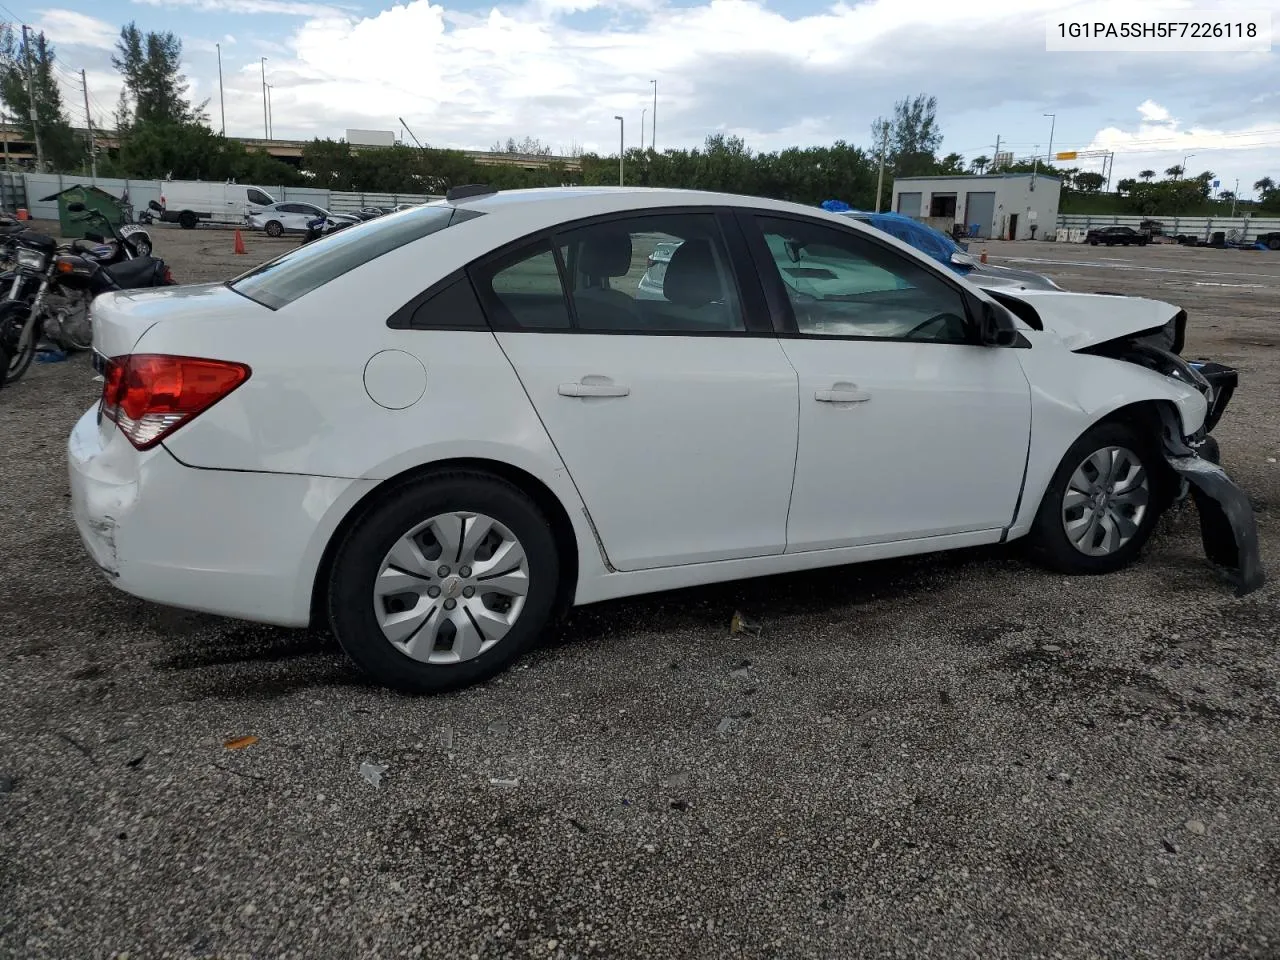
[231,204,483,309]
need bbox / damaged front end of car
[1155,405,1265,597]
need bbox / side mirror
[978,301,1020,347]
[951,251,977,269]
[148,200,163,212]
[67,202,86,213]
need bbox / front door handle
[815,382,870,403]
[558,379,630,398]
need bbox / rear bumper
[68,407,371,627]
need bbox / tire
[264,220,283,238]
[132,236,152,257]
[0,301,34,384]
[1026,422,1169,576]
[178,211,197,230]
[1268,238,1280,251]
[1089,240,1098,245]
[327,471,561,693]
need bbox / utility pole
[650,79,657,151]
[81,68,96,180]
[21,25,45,171]
[266,84,273,139]
[1,112,10,212]
[640,108,646,151]
[874,120,889,213]
[1043,113,1055,165]
[614,115,624,185]
[216,43,226,135]
[992,134,1000,172]
[260,57,269,139]
[1231,177,1239,217]
[1030,144,1039,189]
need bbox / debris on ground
[1163,838,1180,854]
[730,612,761,636]
[487,719,510,736]
[489,777,520,788]
[1184,819,1207,835]
[0,774,15,794]
[437,725,454,749]
[359,761,388,788]
[223,736,259,750]
[715,717,735,734]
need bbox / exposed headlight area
[16,248,47,271]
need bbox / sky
[7,0,1280,195]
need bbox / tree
[1254,176,1275,194]
[874,94,942,179]
[1075,172,1106,193]
[1139,169,1155,181]
[0,25,81,170]
[1164,164,1184,179]
[112,22,207,127]
[490,135,553,156]
[936,152,966,175]
[970,155,990,174]
[1115,177,1137,195]
[1218,190,1236,202]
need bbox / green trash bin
[39,184,129,239]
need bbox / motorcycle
[0,202,176,384]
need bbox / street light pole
[1043,113,1055,163]
[614,115,624,185]
[650,79,657,151]
[266,84,273,139]
[260,57,269,139]
[1181,153,1194,179]
[640,108,646,152]
[216,43,226,136]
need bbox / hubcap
[1061,445,1150,557]
[373,512,530,664]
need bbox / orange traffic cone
[979,247,988,264]
[233,229,247,255]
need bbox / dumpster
[38,184,129,239]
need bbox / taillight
[163,266,174,284]
[101,354,250,450]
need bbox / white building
[890,173,1062,241]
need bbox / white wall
[892,176,1062,240]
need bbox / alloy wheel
[373,511,530,664]
[1061,445,1150,557]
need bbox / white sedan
[250,201,330,237]
[68,187,1263,693]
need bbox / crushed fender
[1159,408,1265,596]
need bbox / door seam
[489,331,617,573]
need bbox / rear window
[230,204,483,309]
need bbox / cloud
[37,10,118,51]
[132,0,353,16]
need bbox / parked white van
[157,181,277,229]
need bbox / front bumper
[1158,407,1265,596]
[68,407,368,627]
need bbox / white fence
[16,174,442,222]
[1052,213,1280,243]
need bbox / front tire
[0,302,34,384]
[264,220,283,238]
[327,472,561,693]
[1027,422,1168,575]
[178,211,197,230]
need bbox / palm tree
[1255,176,1276,194]
[1164,165,1184,179]
[970,155,990,174]
[1139,169,1155,181]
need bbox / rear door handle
[558,380,630,398]
[815,382,870,403]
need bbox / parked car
[1087,226,1149,247]
[1254,231,1280,250]
[250,201,332,237]
[69,187,1262,694]
[353,207,388,221]
[1139,219,1165,238]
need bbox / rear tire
[265,220,283,238]
[1026,422,1169,576]
[178,211,197,230]
[1268,238,1280,251]
[327,472,561,693]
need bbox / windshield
[230,203,482,309]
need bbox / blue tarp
[820,200,971,269]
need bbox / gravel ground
[1,228,1278,960]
